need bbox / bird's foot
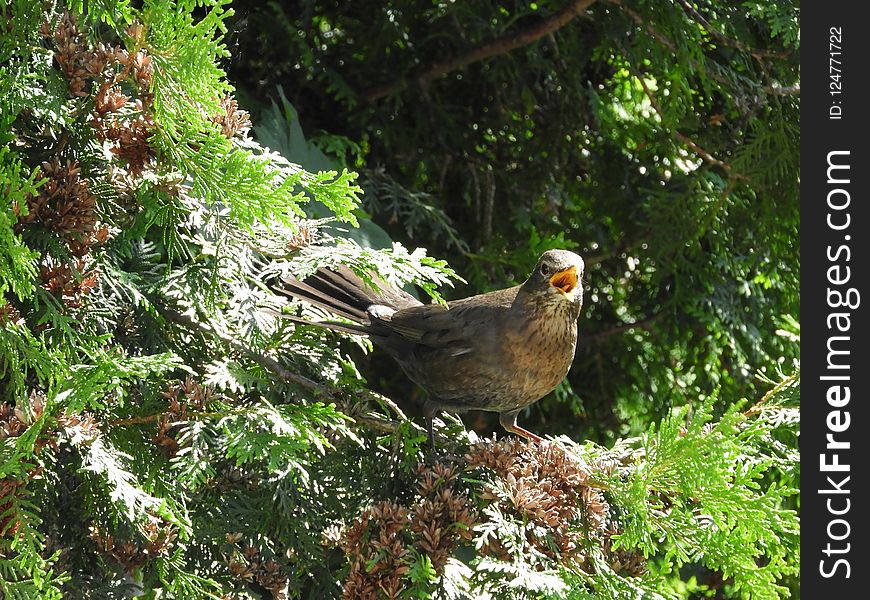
[499,411,544,444]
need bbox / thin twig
[743,372,799,417]
[764,84,800,96]
[361,389,409,422]
[586,311,665,343]
[110,414,164,426]
[673,0,790,61]
[609,0,675,51]
[109,406,421,439]
[111,409,236,427]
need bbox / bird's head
[522,249,585,309]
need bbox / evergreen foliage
[1,1,799,599]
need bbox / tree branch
[150,299,428,435]
[360,0,598,102]
[154,301,331,396]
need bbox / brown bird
[277,249,584,446]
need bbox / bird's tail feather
[275,264,387,326]
[275,277,369,323]
[265,309,370,336]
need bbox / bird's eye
[540,263,551,276]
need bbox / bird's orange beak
[549,265,578,297]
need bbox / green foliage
[607,381,800,598]
[1,1,799,599]
[0,149,41,301]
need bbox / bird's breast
[501,306,578,405]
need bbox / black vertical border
[801,3,868,596]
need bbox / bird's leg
[499,410,543,443]
[422,401,439,452]
[426,416,436,451]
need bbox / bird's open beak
[549,265,578,299]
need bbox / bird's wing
[378,304,460,345]
[376,287,517,349]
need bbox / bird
[275,249,585,446]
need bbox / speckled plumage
[278,249,585,444]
